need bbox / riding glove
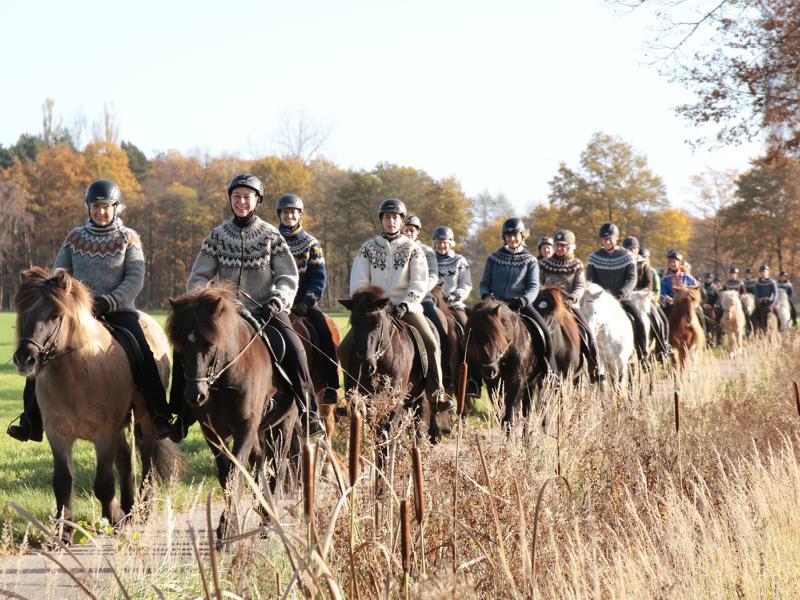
[392,302,409,319]
[446,293,458,303]
[291,302,308,317]
[507,297,527,311]
[93,296,111,316]
[259,299,282,321]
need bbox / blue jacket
[279,224,326,303]
[479,246,539,305]
[660,270,698,300]
[754,277,778,303]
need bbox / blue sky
[0,1,760,213]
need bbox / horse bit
[20,315,66,371]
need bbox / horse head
[465,299,514,380]
[13,267,94,376]
[167,284,242,406]
[340,285,393,377]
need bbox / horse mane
[469,298,517,348]
[15,267,97,348]
[720,290,741,312]
[429,283,449,314]
[540,287,580,347]
[671,286,701,319]
[349,285,390,313]
[167,284,243,350]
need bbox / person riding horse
[401,215,448,390]
[8,179,174,443]
[586,223,648,361]
[622,236,670,360]
[743,267,757,295]
[276,193,340,408]
[754,264,779,319]
[777,270,797,325]
[171,173,322,441]
[479,217,556,372]
[538,229,601,382]
[660,250,698,318]
[701,271,723,345]
[723,267,747,295]
[537,236,554,261]
[344,198,451,413]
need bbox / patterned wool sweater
[754,277,778,302]
[279,223,326,303]
[586,248,636,298]
[539,256,585,304]
[54,218,144,313]
[435,250,472,308]
[479,246,540,305]
[188,217,298,312]
[419,242,439,295]
[723,279,746,294]
[350,232,428,312]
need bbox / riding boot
[649,306,671,362]
[105,311,174,440]
[7,379,43,442]
[570,306,600,383]
[520,305,557,375]
[620,299,647,361]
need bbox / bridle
[354,310,393,364]
[481,335,512,370]
[20,315,70,371]
[184,320,266,390]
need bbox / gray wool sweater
[53,219,144,312]
[187,217,299,312]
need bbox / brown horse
[339,286,437,454]
[290,312,341,439]
[12,268,176,531]
[668,286,706,372]
[429,284,463,394]
[751,299,779,335]
[167,285,300,539]
[465,299,543,429]
[534,287,583,378]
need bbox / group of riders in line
[7,173,794,443]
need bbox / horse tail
[150,438,183,482]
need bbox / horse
[167,285,300,539]
[532,288,582,378]
[668,286,706,372]
[580,282,635,387]
[741,293,756,336]
[625,290,655,360]
[289,312,342,439]
[429,284,461,394]
[719,291,746,356]
[751,298,779,335]
[12,267,176,531]
[464,298,544,430]
[775,289,792,331]
[338,286,437,460]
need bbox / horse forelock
[349,285,390,314]
[467,299,515,356]
[167,286,241,349]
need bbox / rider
[723,267,747,294]
[537,236,554,260]
[660,250,698,310]
[743,267,757,295]
[777,271,797,324]
[539,229,600,381]
[172,173,321,441]
[586,222,648,360]
[479,218,556,373]
[640,248,660,296]
[753,264,778,306]
[432,226,471,327]
[7,179,174,442]
[623,236,670,359]
[276,193,340,408]
[348,198,451,413]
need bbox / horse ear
[168,297,176,308]
[339,299,353,311]
[53,270,71,292]
[375,298,391,310]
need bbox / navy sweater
[479,246,540,305]
[279,223,326,303]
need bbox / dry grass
[3,333,800,598]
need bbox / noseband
[20,315,66,371]
[482,336,512,370]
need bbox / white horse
[719,291,745,356]
[580,282,635,386]
[741,293,755,318]
[775,288,792,331]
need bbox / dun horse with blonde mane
[668,286,706,372]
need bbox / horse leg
[48,433,75,540]
[115,430,135,516]
[94,433,125,525]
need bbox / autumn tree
[686,168,739,275]
[0,180,33,308]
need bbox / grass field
[0,310,352,540]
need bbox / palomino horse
[533,288,582,378]
[289,312,342,438]
[580,282,635,386]
[13,268,176,529]
[167,286,300,539]
[719,291,746,356]
[741,293,756,336]
[668,286,706,372]
[775,289,792,332]
[465,299,544,430]
[338,286,438,457]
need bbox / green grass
[0,310,354,542]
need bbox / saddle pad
[103,321,145,379]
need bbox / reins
[20,315,77,371]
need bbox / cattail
[349,411,362,487]
[302,441,315,524]
[400,499,411,575]
[457,361,469,416]
[673,390,680,434]
[794,381,800,417]
[410,447,424,525]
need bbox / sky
[0,0,762,215]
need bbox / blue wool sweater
[53,218,144,312]
[279,223,326,303]
[479,246,540,305]
[754,277,778,302]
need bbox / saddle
[239,310,292,387]
[103,320,147,382]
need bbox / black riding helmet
[537,236,554,249]
[276,193,304,218]
[622,235,639,249]
[404,215,422,229]
[599,222,619,238]
[640,247,650,258]
[666,249,683,261]
[378,198,407,219]
[85,179,122,206]
[502,218,525,237]
[432,225,454,242]
[227,173,264,200]
[730,267,739,274]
